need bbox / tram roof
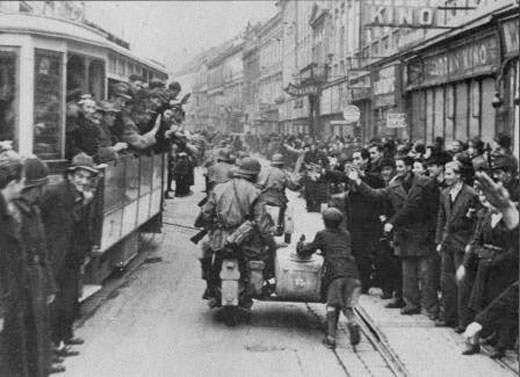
[0,13,166,74]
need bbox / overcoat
[435,183,478,251]
[0,196,29,377]
[202,177,273,259]
[40,179,93,343]
[12,198,56,377]
[358,173,439,257]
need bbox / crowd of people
[0,74,208,376]
[238,130,518,358]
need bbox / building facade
[177,0,518,151]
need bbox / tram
[0,6,169,288]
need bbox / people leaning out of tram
[40,152,100,361]
[66,95,128,163]
[198,158,276,308]
[257,153,301,236]
[297,207,361,349]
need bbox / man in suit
[435,161,478,331]
[347,156,439,317]
[41,153,99,358]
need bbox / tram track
[305,303,408,377]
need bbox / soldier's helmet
[217,149,232,162]
[322,207,343,223]
[271,153,285,166]
[236,158,261,178]
[22,155,49,188]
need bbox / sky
[86,1,278,75]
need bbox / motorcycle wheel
[223,307,238,327]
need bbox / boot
[324,309,339,349]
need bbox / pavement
[62,164,518,377]
[62,167,386,377]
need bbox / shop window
[88,60,105,99]
[433,86,444,140]
[444,85,455,142]
[426,89,434,143]
[469,79,480,137]
[481,77,496,143]
[455,81,469,141]
[33,49,64,160]
[0,49,18,146]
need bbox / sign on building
[386,113,407,128]
[342,105,361,124]
[365,3,447,29]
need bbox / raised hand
[474,171,511,210]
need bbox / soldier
[257,153,300,236]
[206,149,235,193]
[200,158,275,308]
[40,153,99,359]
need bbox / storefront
[405,27,500,144]
[497,14,519,156]
[371,63,407,140]
[348,71,372,143]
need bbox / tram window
[67,55,86,96]
[88,60,105,99]
[0,50,18,146]
[33,50,64,160]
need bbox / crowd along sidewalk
[284,186,518,377]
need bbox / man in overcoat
[14,155,57,377]
[347,156,439,317]
[40,153,99,356]
[0,149,30,377]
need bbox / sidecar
[248,244,325,303]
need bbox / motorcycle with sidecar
[209,235,324,327]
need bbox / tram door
[0,48,18,147]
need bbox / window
[67,54,86,96]
[372,42,379,57]
[33,49,64,160]
[0,49,19,146]
[88,60,105,99]
[382,36,389,51]
[392,30,400,49]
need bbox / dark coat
[435,183,478,251]
[40,180,94,343]
[358,173,439,257]
[299,228,359,286]
[40,180,93,277]
[0,196,29,377]
[12,198,56,377]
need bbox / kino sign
[366,5,443,28]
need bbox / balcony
[299,63,328,86]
